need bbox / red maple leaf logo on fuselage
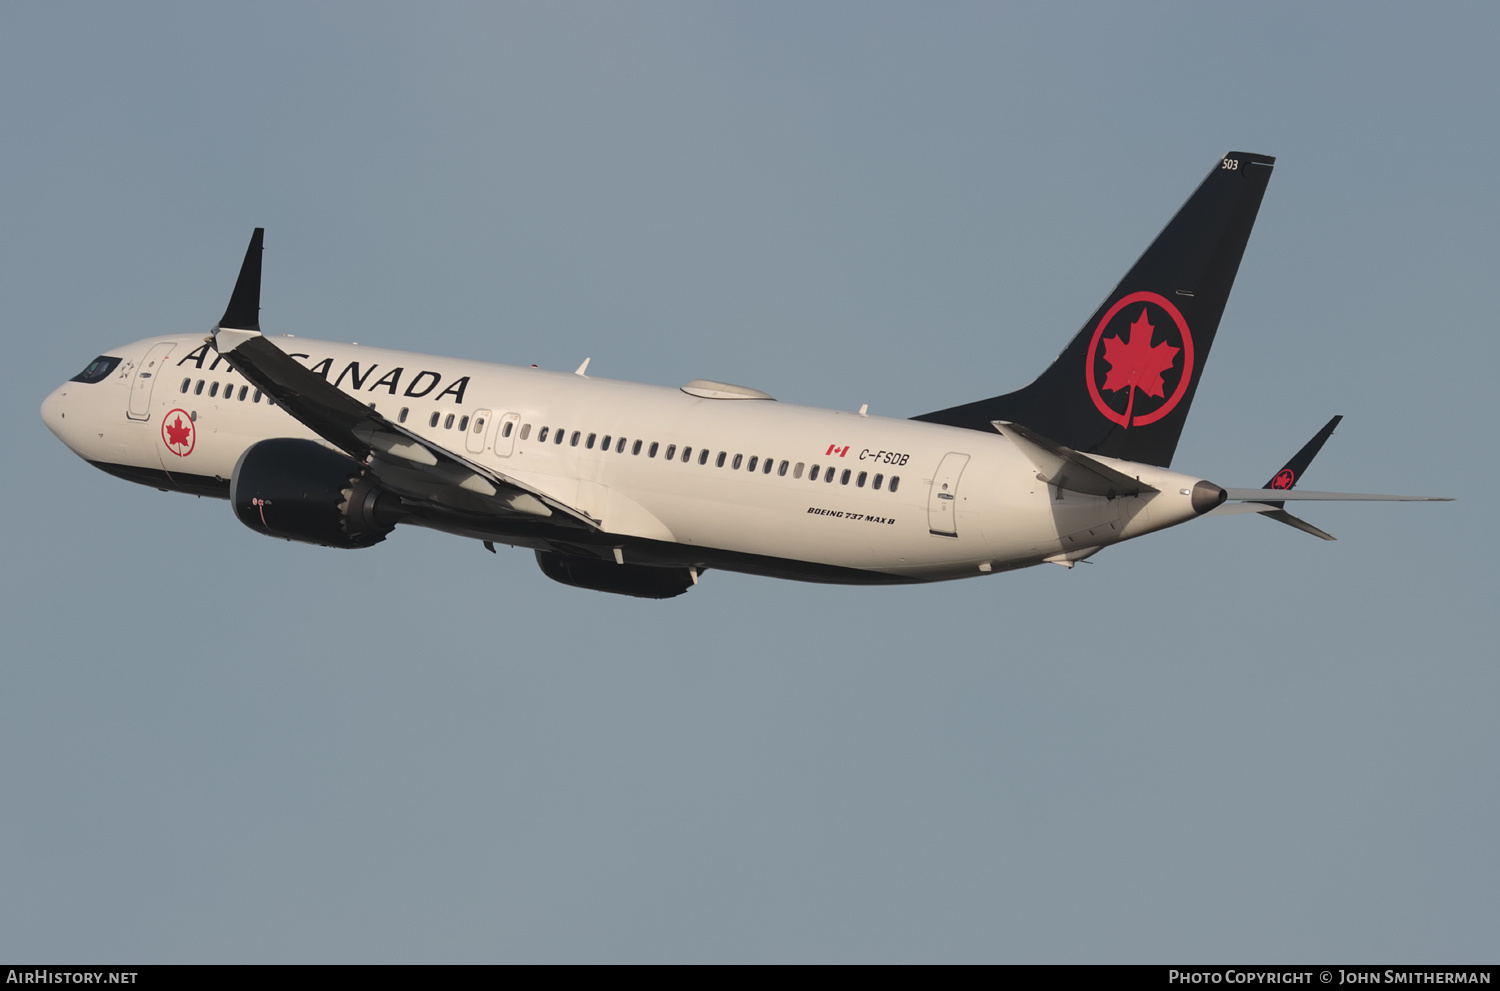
[1100,307,1179,427]
[165,416,192,449]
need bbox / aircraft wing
[213,327,596,526]
[204,228,596,528]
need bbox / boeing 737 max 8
[40,152,1448,597]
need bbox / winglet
[1252,415,1341,539]
[1263,414,1341,501]
[217,228,264,334]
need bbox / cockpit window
[70,355,121,384]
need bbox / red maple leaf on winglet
[165,416,191,448]
[1100,307,1179,426]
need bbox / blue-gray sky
[2,2,1494,963]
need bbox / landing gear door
[927,452,970,537]
[493,412,522,457]
[127,342,176,421]
[465,409,494,454]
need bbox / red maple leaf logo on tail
[1101,307,1179,427]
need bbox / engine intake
[231,438,403,548]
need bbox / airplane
[39,151,1449,598]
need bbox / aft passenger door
[927,452,970,537]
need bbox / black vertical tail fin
[913,152,1275,467]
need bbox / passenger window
[633,440,643,455]
[430,412,440,427]
[681,446,692,463]
[195,380,205,395]
[616,437,626,453]
[570,431,580,446]
[841,469,851,485]
[180,378,191,393]
[587,433,596,449]
[716,452,726,467]
[648,442,659,458]
[475,417,486,433]
[398,407,407,422]
[746,456,757,472]
[889,476,900,493]
[601,434,610,449]
[518,423,530,440]
[209,382,220,398]
[254,390,263,403]
[555,429,565,445]
[538,426,549,442]
[873,473,883,490]
[239,386,248,401]
[732,454,743,470]
[826,469,836,483]
[793,462,804,479]
[778,460,789,477]
[699,449,710,465]
[856,471,867,487]
[458,416,470,432]
[763,458,774,475]
[445,414,456,429]
[664,444,676,460]
[810,465,820,481]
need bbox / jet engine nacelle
[231,438,402,548]
[535,549,695,598]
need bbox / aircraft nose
[39,384,69,439]
[39,381,91,456]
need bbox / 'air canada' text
[177,344,470,405]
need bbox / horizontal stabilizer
[993,420,1157,498]
[1263,508,1336,541]
[1206,500,1337,540]
[1224,488,1452,502]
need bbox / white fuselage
[41,334,1215,584]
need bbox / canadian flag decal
[826,444,849,457]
